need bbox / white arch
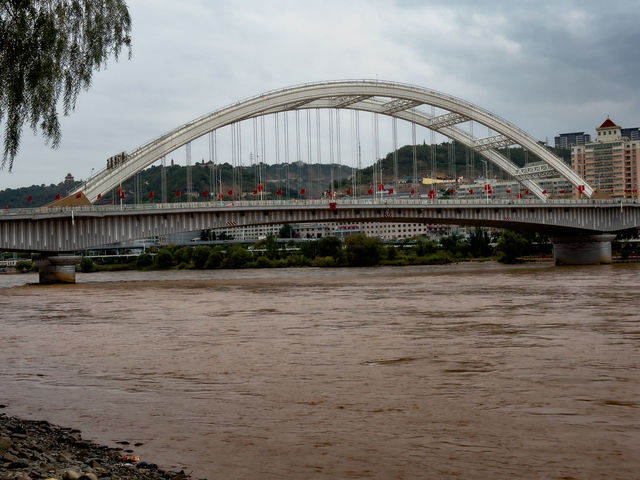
[75,80,592,202]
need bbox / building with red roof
[572,118,640,198]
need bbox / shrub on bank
[344,234,383,266]
[411,251,454,265]
[312,256,338,267]
[136,253,153,268]
[223,246,251,269]
[173,246,192,264]
[15,260,35,272]
[205,249,223,269]
[192,246,211,269]
[155,249,174,269]
[78,257,94,273]
[495,230,530,264]
[255,256,274,268]
[286,255,311,267]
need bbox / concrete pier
[37,256,81,284]
[552,234,616,265]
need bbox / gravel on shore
[0,411,200,480]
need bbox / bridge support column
[552,235,616,266]
[37,256,81,284]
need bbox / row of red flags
[28,184,636,203]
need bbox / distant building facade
[211,221,454,242]
[554,132,591,150]
[63,173,74,184]
[621,127,640,141]
[572,118,640,198]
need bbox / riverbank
[0,411,197,480]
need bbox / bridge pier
[37,256,81,284]
[552,234,616,265]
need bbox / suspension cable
[392,116,398,195]
[306,110,312,198]
[186,141,192,199]
[412,112,417,195]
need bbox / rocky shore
[0,412,198,480]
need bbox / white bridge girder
[473,135,514,151]
[74,80,593,202]
[514,163,558,180]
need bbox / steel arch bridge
[72,80,592,203]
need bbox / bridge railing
[1,197,638,218]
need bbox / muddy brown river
[1,263,639,479]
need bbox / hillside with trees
[0,143,571,208]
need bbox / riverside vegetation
[73,229,550,273]
[6,228,639,275]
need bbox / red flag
[218,193,224,199]
[488,189,493,195]
[176,190,181,197]
[252,189,258,195]
[300,188,306,195]
[378,184,384,191]
[227,190,233,196]
[449,189,455,195]
[258,183,264,192]
[346,188,351,195]
[468,188,474,194]
[148,191,155,199]
[506,189,511,194]
[55,193,61,200]
[76,192,82,199]
[368,188,374,195]
[410,189,415,195]
[97,193,102,200]
[388,188,394,194]
[429,190,435,199]
[27,196,32,203]
[525,189,530,195]
[558,189,566,194]
[542,190,547,195]
[276,188,283,196]
[517,193,523,199]
[202,190,208,197]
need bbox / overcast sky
[2,0,639,189]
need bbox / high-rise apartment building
[555,132,591,149]
[572,118,640,198]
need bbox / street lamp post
[480,160,489,204]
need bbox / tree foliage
[192,246,210,269]
[467,227,493,257]
[317,236,342,260]
[0,0,132,169]
[344,234,383,266]
[278,223,295,239]
[495,230,530,263]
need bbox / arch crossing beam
[73,80,592,202]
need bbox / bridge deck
[1,198,638,252]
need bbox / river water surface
[1,263,639,479]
